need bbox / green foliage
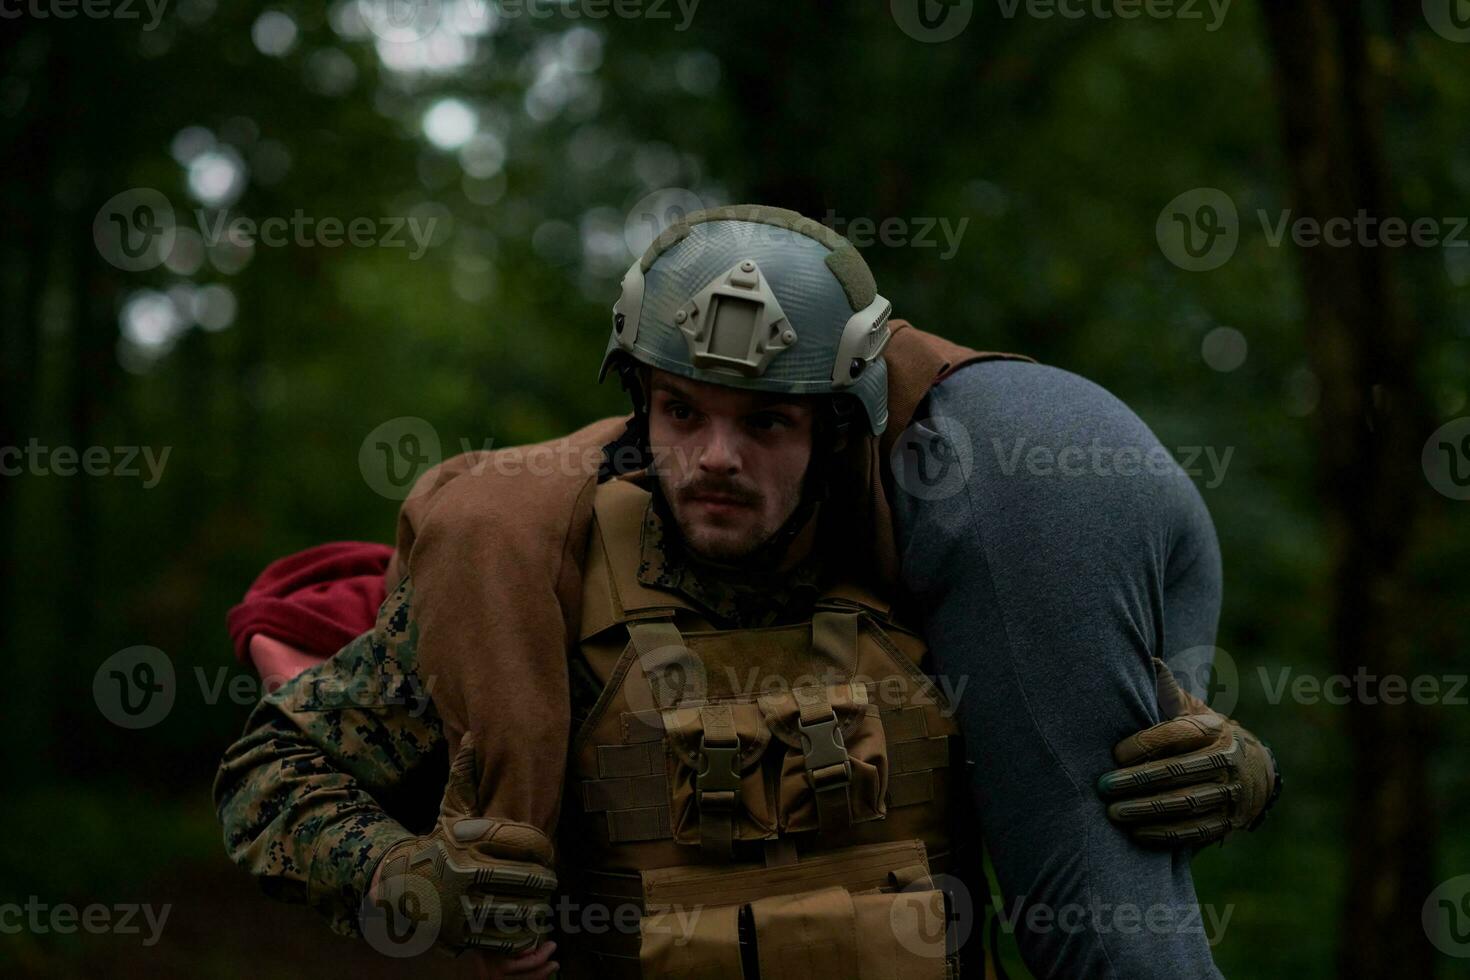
[1,2,1466,976]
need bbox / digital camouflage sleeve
[213,576,446,936]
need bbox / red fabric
[227,541,392,663]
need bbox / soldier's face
[646,369,815,564]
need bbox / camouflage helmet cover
[599,205,893,435]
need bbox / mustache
[677,479,761,505]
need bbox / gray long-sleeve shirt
[892,358,1226,979]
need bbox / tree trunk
[1258,3,1436,977]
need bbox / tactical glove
[371,733,558,955]
[1097,658,1282,847]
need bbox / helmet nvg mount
[599,204,893,436]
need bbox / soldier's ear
[614,358,652,415]
[822,397,857,454]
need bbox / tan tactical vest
[557,477,970,978]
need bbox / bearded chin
[673,506,769,564]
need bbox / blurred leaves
[0,3,1467,977]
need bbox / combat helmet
[596,204,893,561]
[599,204,892,440]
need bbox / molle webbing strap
[809,609,861,679]
[891,737,950,774]
[588,739,671,844]
[815,580,892,620]
[607,806,673,845]
[886,772,936,809]
[880,707,951,811]
[627,620,700,713]
[803,610,860,832]
[697,703,740,859]
[882,734,952,822]
[586,619,695,845]
[881,706,929,742]
[582,773,669,812]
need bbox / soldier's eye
[748,412,791,432]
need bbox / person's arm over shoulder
[213,575,445,936]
